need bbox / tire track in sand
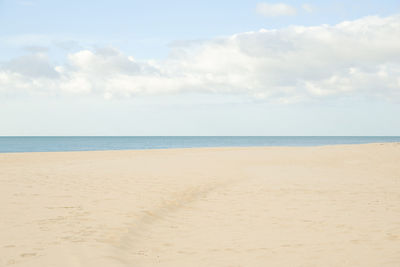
[108,175,243,266]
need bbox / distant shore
[1,143,400,266]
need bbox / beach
[1,143,400,266]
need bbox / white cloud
[256,2,297,17]
[1,15,400,102]
[302,3,313,13]
[18,1,35,6]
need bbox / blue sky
[1,0,399,59]
[1,0,400,135]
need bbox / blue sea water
[0,136,399,153]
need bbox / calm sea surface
[0,136,399,153]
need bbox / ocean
[0,136,399,153]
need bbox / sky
[1,0,400,136]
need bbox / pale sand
[1,144,400,267]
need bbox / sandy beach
[1,143,400,266]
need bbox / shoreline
[1,141,399,154]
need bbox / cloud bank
[1,14,400,103]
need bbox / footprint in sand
[20,253,37,258]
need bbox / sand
[1,143,400,266]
